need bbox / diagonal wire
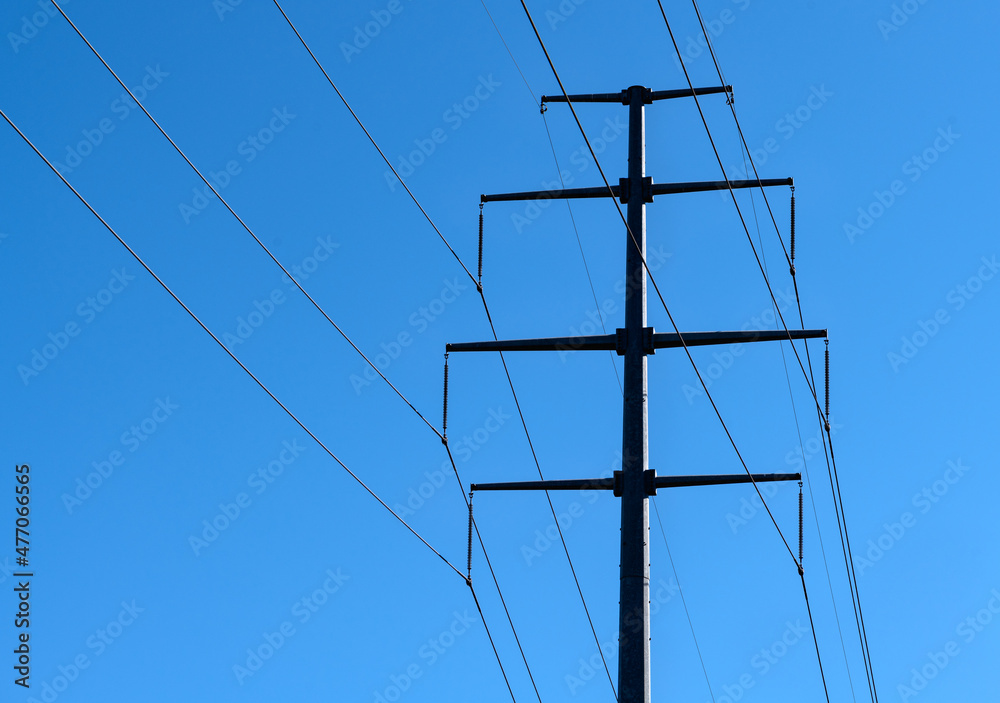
[481,0,536,100]
[271,2,607,696]
[49,0,443,442]
[653,0,827,418]
[740,132,859,703]
[540,111,624,395]
[651,499,716,703]
[688,0,791,267]
[269,0,477,288]
[482,0,622,394]
[444,440,545,703]
[0,106,466,583]
[653,3,841,698]
[476,287,619,700]
[468,582,519,702]
[687,4,875,699]
[800,570,832,703]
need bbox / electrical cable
[0,106,466,584]
[269,0,478,289]
[270,4,615,696]
[48,0,444,443]
[686,5,877,698]
[481,0,623,393]
[651,499,716,703]
[739,129,859,703]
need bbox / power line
[652,0,829,425]
[651,499,716,703]
[738,117,859,703]
[0,105,467,584]
[270,2,618,695]
[481,0,623,394]
[652,3,842,698]
[540,110,625,395]
[48,0,443,442]
[689,0,792,267]
[473,288,619,700]
[268,0,477,288]
[683,4,877,699]
[442,441,546,703]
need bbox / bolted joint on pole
[618,176,654,204]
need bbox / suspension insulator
[824,340,831,431]
[442,353,450,444]
[798,482,804,566]
[789,189,797,276]
[467,491,474,583]
[478,204,484,286]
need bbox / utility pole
[448,85,826,703]
[619,84,652,703]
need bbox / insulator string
[442,352,450,444]
[798,481,805,570]
[789,187,796,275]
[478,203,484,290]
[824,340,830,429]
[467,491,474,584]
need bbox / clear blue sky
[2,1,997,702]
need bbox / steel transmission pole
[451,83,823,703]
[619,84,651,703]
